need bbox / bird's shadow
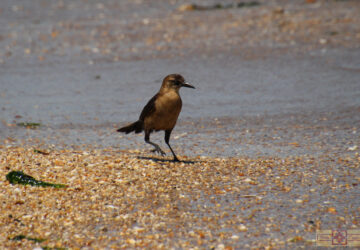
[137,156,199,164]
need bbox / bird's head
[161,74,195,92]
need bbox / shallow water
[1,0,359,158]
[1,49,359,158]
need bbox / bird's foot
[173,156,180,162]
[151,146,166,156]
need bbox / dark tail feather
[117,121,143,134]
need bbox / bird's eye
[170,80,179,85]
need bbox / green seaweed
[237,1,260,8]
[10,235,66,249]
[191,1,260,10]
[17,122,41,129]
[6,171,67,188]
[11,235,26,241]
[27,237,46,243]
[11,234,46,243]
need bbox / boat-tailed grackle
[117,74,195,162]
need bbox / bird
[117,74,195,162]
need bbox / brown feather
[139,93,158,121]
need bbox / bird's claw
[151,147,166,156]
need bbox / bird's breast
[145,92,182,131]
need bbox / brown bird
[117,74,195,161]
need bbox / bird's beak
[181,82,195,89]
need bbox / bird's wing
[139,93,158,121]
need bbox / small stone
[319,38,327,44]
[178,4,196,11]
[216,243,225,250]
[348,145,357,151]
[238,224,248,232]
[231,235,239,240]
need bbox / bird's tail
[117,121,143,134]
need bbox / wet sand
[1,0,360,249]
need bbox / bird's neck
[159,87,180,96]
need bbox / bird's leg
[145,131,165,156]
[165,130,180,162]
